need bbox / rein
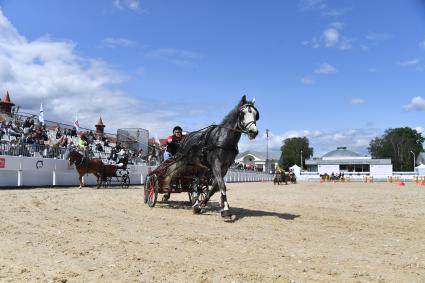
[217,124,245,133]
[217,121,256,134]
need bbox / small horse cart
[102,163,131,188]
[144,159,211,207]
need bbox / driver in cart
[163,126,183,161]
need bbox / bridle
[218,103,259,134]
[69,150,85,167]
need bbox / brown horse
[66,149,104,189]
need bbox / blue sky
[1,0,425,157]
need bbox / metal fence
[0,142,67,159]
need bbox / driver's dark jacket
[166,135,181,156]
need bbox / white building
[235,151,279,173]
[305,147,392,176]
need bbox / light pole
[300,149,303,170]
[266,129,269,173]
[410,150,416,171]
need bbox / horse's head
[65,146,81,166]
[238,95,259,140]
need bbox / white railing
[0,155,272,187]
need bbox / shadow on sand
[156,201,300,222]
[230,207,300,222]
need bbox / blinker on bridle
[236,103,258,134]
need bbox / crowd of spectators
[231,161,264,172]
[0,117,55,157]
[0,115,115,160]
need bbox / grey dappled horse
[176,95,259,220]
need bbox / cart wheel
[144,174,158,207]
[121,174,130,188]
[199,185,208,205]
[189,185,208,206]
[143,176,149,203]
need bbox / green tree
[279,137,313,170]
[368,127,424,171]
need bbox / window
[340,164,370,172]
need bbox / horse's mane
[220,100,243,126]
[176,96,247,160]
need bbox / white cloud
[350,98,365,105]
[303,23,353,50]
[339,38,353,50]
[398,58,421,66]
[323,28,339,46]
[322,8,350,17]
[114,0,141,12]
[314,63,337,74]
[403,96,425,111]
[300,76,315,85]
[302,37,320,48]
[360,45,369,51]
[366,33,393,41]
[299,0,326,11]
[329,22,344,30]
[101,37,136,48]
[0,8,208,137]
[414,126,424,133]
[238,128,382,157]
[145,48,203,67]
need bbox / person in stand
[78,133,91,158]
[79,133,88,150]
[163,126,183,161]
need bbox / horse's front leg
[78,175,84,189]
[211,161,232,219]
[96,174,101,189]
[191,178,202,214]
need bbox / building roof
[96,116,105,126]
[236,151,267,161]
[236,150,280,160]
[305,159,392,165]
[148,138,167,146]
[1,91,14,105]
[322,146,364,159]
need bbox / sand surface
[0,182,424,282]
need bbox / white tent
[289,164,301,176]
[416,164,425,175]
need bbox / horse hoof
[162,195,170,202]
[193,205,202,214]
[221,209,232,218]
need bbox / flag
[38,103,44,125]
[74,113,80,133]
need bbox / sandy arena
[0,182,424,282]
